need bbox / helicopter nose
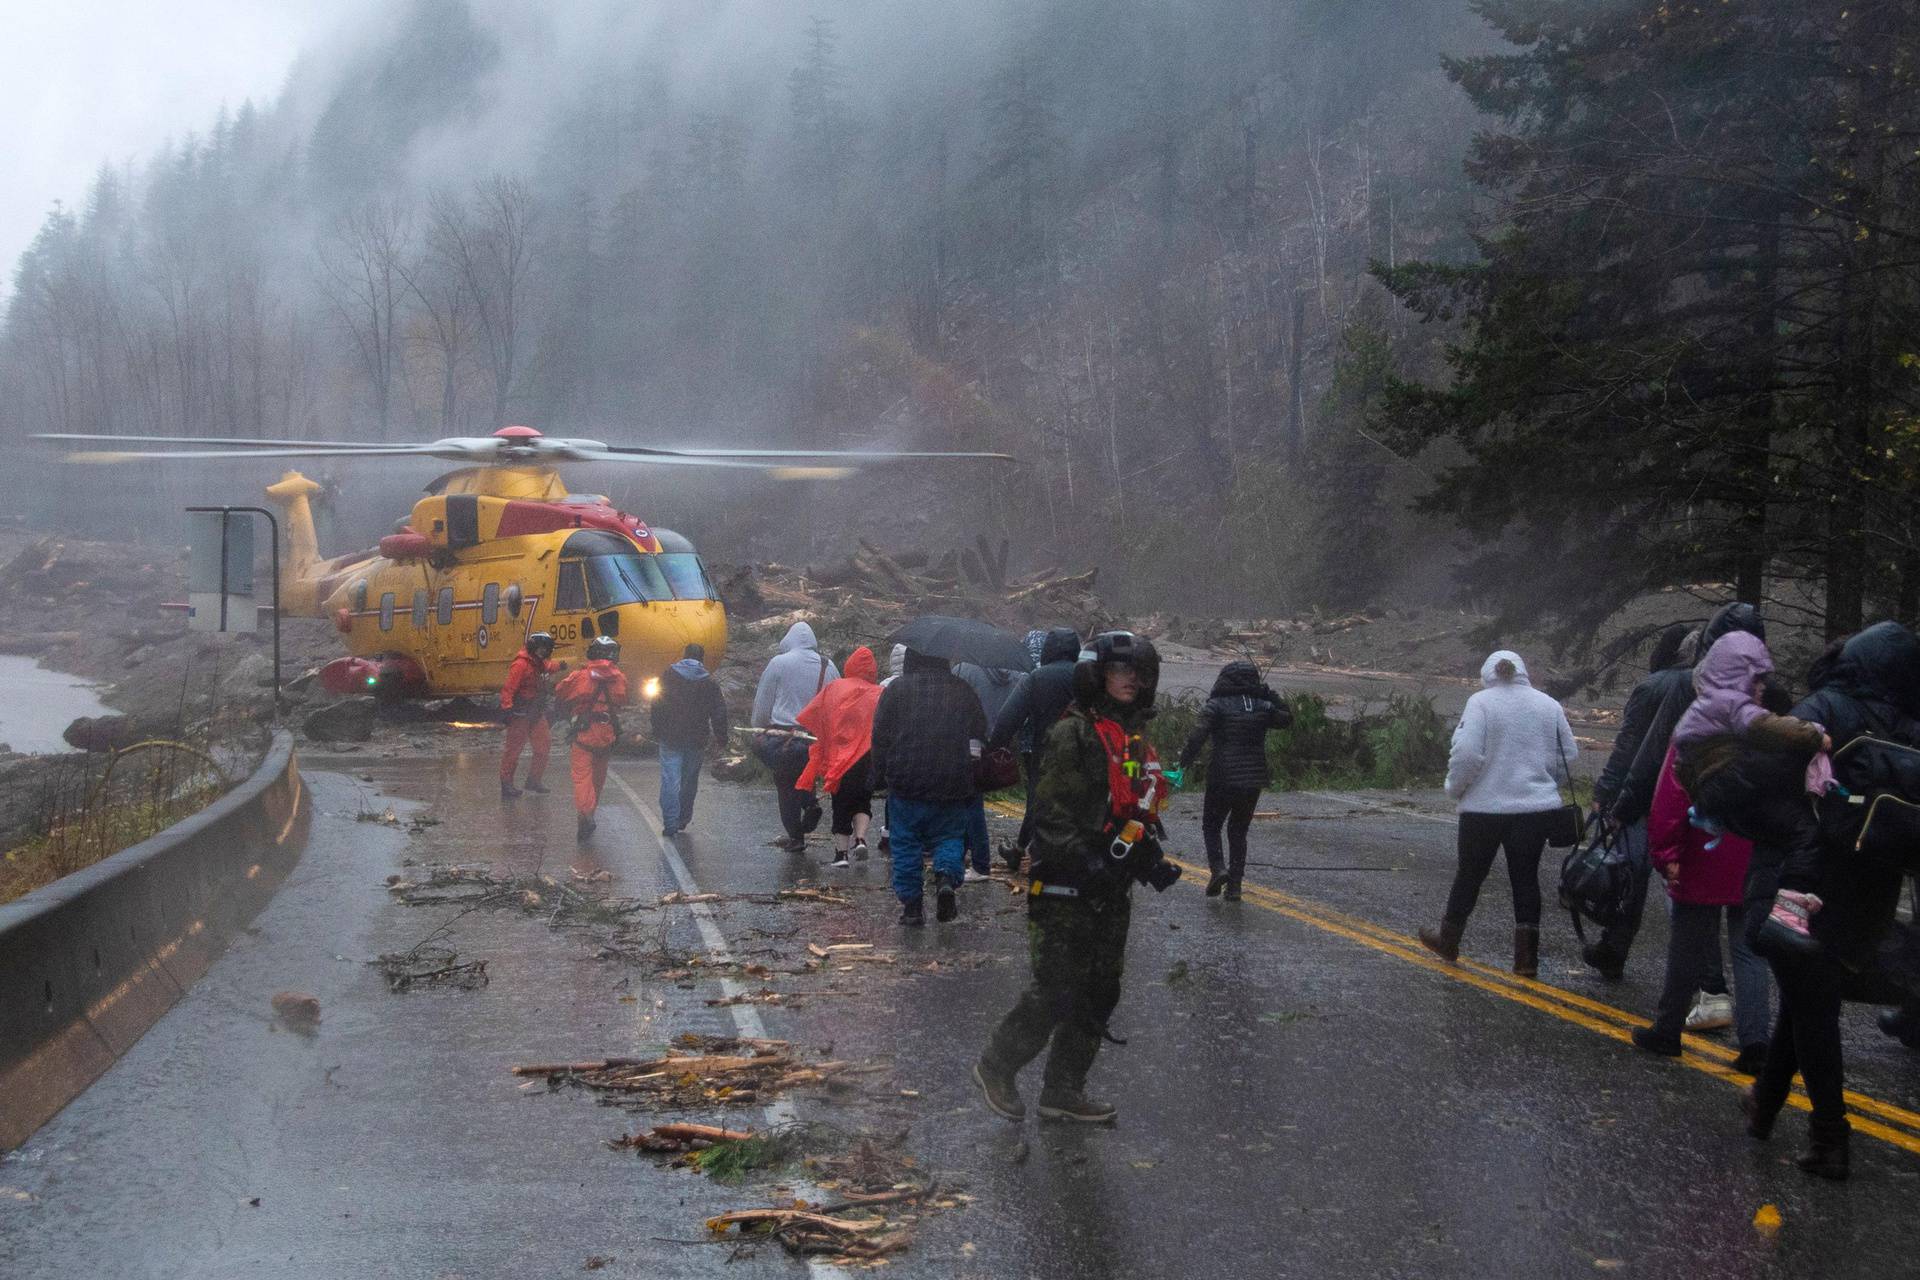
[614,600,729,675]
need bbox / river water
[0,655,114,754]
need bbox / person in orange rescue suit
[500,631,564,799]
[554,635,629,841]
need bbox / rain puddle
[0,655,113,754]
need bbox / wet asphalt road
[5,740,1920,1279]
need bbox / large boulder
[302,697,377,743]
[63,714,138,753]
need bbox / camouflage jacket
[1029,702,1151,892]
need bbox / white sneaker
[1685,992,1733,1032]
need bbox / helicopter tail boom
[265,471,327,612]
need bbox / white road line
[605,769,854,1280]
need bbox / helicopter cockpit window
[482,583,500,625]
[556,562,587,613]
[505,584,523,618]
[412,589,428,629]
[379,592,395,632]
[436,587,454,626]
[657,554,719,601]
[582,552,672,608]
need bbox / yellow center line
[988,797,1920,1151]
[1161,854,1920,1155]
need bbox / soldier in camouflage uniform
[974,632,1166,1124]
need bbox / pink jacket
[1646,745,1753,906]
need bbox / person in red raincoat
[795,646,884,868]
[554,636,629,840]
[500,631,563,798]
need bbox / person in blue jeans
[650,644,729,837]
[869,648,988,925]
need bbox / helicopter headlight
[642,677,661,701]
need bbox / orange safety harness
[570,673,623,750]
[1090,711,1166,846]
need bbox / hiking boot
[1419,916,1465,964]
[1732,1044,1769,1075]
[850,839,870,862]
[972,1059,1025,1122]
[935,874,959,922]
[776,836,806,853]
[1877,1005,1920,1050]
[1795,1122,1851,1181]
[1222,881,1242,902]
[1740,1086,1777,1140]
[1686,992,1733,1032]
[1581,943,1624,981]
[1630,1027,1682,1058]
[899,898,925,927]
[1513,925,1540,978]
[523,781,550,795]
[1037,1088,1117,1124]
[576,815,596,841]
[501,779,522,799]
[1205,870,1229,897]
[799,802,824,835]
[998,840,1024,872]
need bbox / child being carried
[1672,631,1833,954]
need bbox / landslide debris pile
[714,536,1114,640]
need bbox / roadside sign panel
[187,510,257,633]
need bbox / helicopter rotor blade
[593,443,1016,463]
[35,431,1016,473]
[53,445,486,464]
[34,433,418,450]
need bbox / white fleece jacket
[1444,650,1578,814]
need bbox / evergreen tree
[1379,0,1920,643]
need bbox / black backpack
[1558,824,1641,942]
[1822,735,1920,873]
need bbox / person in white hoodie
[1419,650,1577,977]
[751,622,839,850]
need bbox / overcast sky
[0,0,352,295]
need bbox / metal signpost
[187,506,282,714]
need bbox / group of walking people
[1417,604,1920,1181]
[495,595,1920,1176]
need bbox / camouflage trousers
[982,891,1132,1092]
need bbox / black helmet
[526,631,555,659]
[587,635,620,664]
[1072,630,1160,712]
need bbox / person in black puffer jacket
[990,627,1083,864]
[1741,621,1920,1181]
[1177,661,1292,899]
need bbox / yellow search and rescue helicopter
[39,425,1006,700]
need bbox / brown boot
[1513,925,1539,978]
[1419,916,1465,963]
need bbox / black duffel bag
[1558,823,1638,944]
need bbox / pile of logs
[510,1034,882,1107]
[714,536,1111,636]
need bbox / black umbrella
[887,615,1035,672]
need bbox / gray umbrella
[887,615,1035,672]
